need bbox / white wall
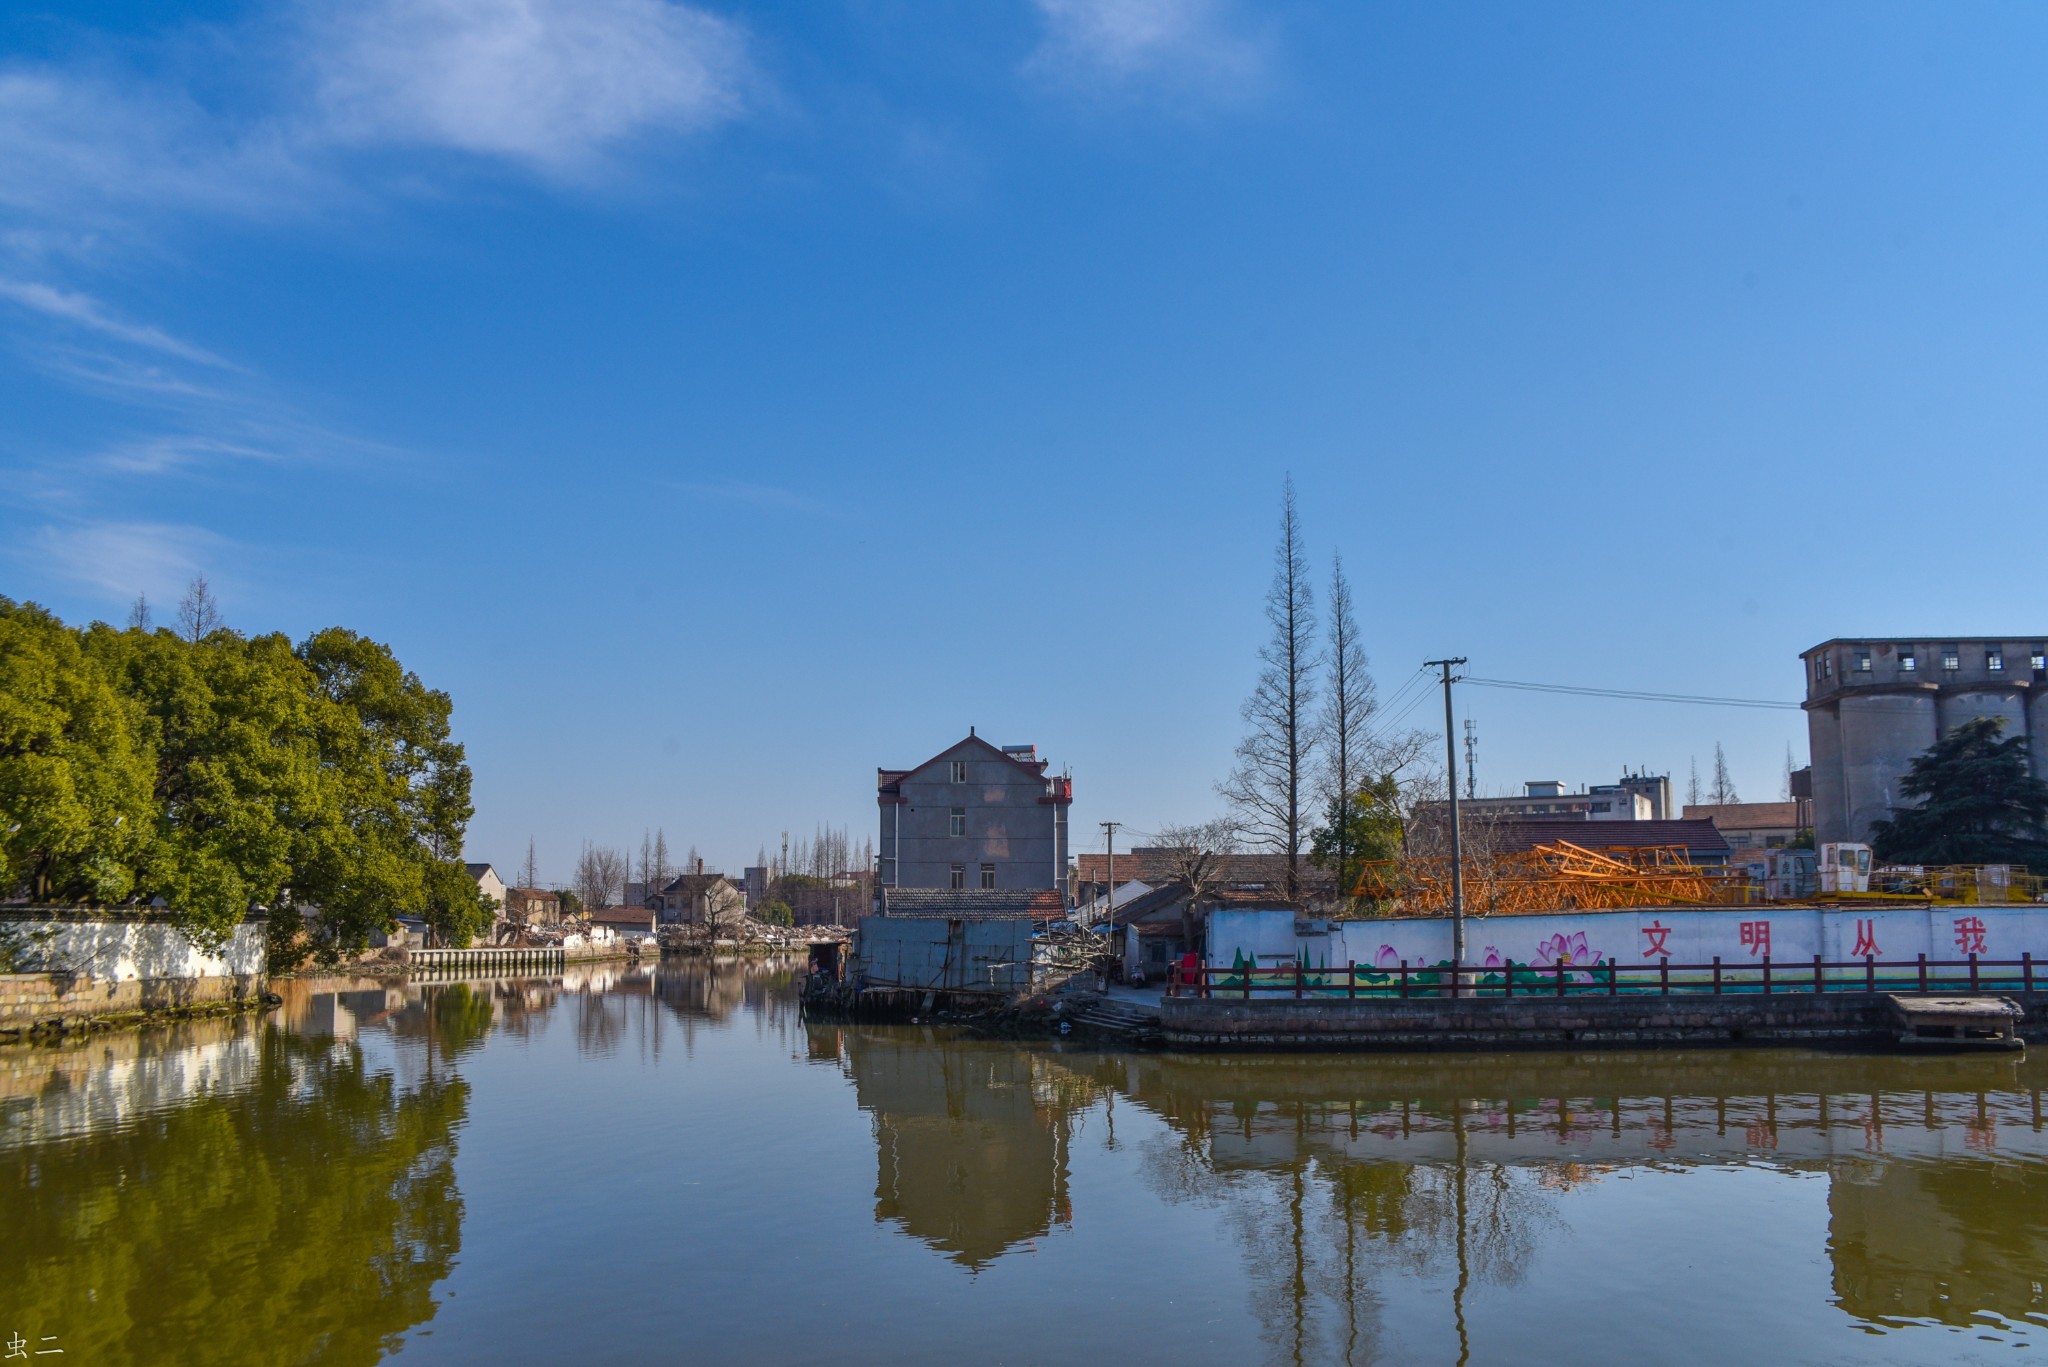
[5,915,266,982]
[1207,905,2048,984]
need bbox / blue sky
[4,1,2046,881]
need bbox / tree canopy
[0,596,492,960]
[1871,718,2048,867]
[1308,773,1406,911]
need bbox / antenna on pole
[1462,718,1478,801]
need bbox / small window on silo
[1854,652,1872,672]
[1941,647,1960,671]
[1987,650,2005,672]
[1899,651,1917,672]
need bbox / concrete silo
[1801,638,2043,846]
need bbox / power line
[1462,676,1803,711]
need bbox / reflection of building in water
[839,1031,1079,1269]
[1829,1145,2048,1330]
[1111,1050,2048,1360]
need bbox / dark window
[1941,648,1960,671]
[1899,651,1917,672]
[979,863,995,889]
[1988,651,2005,672]
[949,864,965,889]
[950,760,967,783]
[949,808,966,837]
[1854,652,1871,672]
[2034,650,2047,679]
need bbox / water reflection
[0,1019,467,1367]
[830,1029,1086,1268]
[820,1031,2048,1360]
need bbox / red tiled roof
[1072,850,1327,891]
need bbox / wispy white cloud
[305,0,753,177]
[0,278,235,367]
[27,519,227,601]
[0,0,757,235]
[1025,0,1271,102]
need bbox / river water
[3,957,2045,1366]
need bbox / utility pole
[1099,820,1121,990]
[1463,719,1478,801]
[1098,821,1121,930]
[1425,658,1468,995]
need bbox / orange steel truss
[1352,841,1750,915]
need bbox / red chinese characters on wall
[1953,916,1988,955]
[1851,918,1881,958]
[1739,920,1771,957]
[1640,920,1672,958]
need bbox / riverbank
[0,971,276,1043]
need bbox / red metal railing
[1164,953,2040,1000]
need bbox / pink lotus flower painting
[1533,931,1606,983]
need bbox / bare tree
[704,882,745,936]
[1154,818,1240,951]
[177,575,222,642]
[1318,553,1377,906]
[520,836,539,890]
[574,841,628,909]
[1686,757,1702,811]
[1219,477,1321,900]
[1780,744,1795,802]
[127,593,152,631]
[1709,743,1739,805]
[650,829,673,891]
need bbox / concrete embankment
[1160,991,2048,1051]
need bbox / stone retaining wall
[1160,991,2048,1051]
[0,972,265,1036]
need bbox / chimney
[696,857,704,875]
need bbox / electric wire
[1462,676,1803,711]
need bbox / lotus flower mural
[1533,930,1606,984]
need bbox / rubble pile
[660,918,852,952]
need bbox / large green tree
[5,599,488,960]
[1308,772,1406,911]
[0,601,154,902]
[1871,717,2048,866]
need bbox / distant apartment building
[1802,636,2048,845]
[877,732,1072,897]
[1432,774,1670,822]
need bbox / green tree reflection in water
[1,1026,468,1367]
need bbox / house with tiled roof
[877,731,1072,902]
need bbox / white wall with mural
[1205,905,2048,989]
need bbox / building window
[2034,650,2047,679]
[949,864,965,889]
[1854,652,1871,672]
[1941,648,1960,672]
[1899,651,1917,672]
[950,760,967,783]
[979,863,995,889]
[1988,650,2005,671]
[949,807,966,837]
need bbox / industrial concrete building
[1419,772,1672,823]
[877,732,1072,896]
[1802,636,2048,845]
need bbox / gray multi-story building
[1802,636,2048,845]
[877,732,1072,897]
